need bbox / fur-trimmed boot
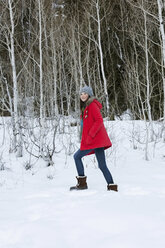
[70,176,88,191]
[107,184,118,192]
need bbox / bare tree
[0,0,23,156]
[157,0,165,141]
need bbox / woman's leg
[94,147,114,184]
[74,149,93,176]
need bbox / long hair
[80,96,90,117]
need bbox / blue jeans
[73,148,114,184]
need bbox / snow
[0,118,165,248]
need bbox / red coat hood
[86,97,102,110]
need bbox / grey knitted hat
[79,86,94,97]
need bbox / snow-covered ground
[0,119,165,248]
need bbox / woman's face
[80,92,89,102]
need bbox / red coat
[80,98,112,155]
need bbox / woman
[70,86,118,191]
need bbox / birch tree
[90,0,110,116]
[2,0,23,156]
[157,0,165,141]
[37,0,45,157]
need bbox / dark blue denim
[73,147,114,184]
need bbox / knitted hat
[79,86,94,97]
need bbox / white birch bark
[8,0,23,157]
[143,7,153,125]
[77,28,84,88]
[71,25,79,112]
[51,34,59,116]
[143,4,154,160]
[96,0,110,116]
[157,0,165,141]
[38,0,45,156]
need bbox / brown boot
[107,184,118,192]
[70,176,88,191]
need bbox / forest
[0,0,165,119]
[0,0,165,160]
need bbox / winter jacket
[80,97,112,155]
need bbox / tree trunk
[157,0,165,141]
[38,0,45,157]
[96,0,110,116]
[8,0,23,157]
